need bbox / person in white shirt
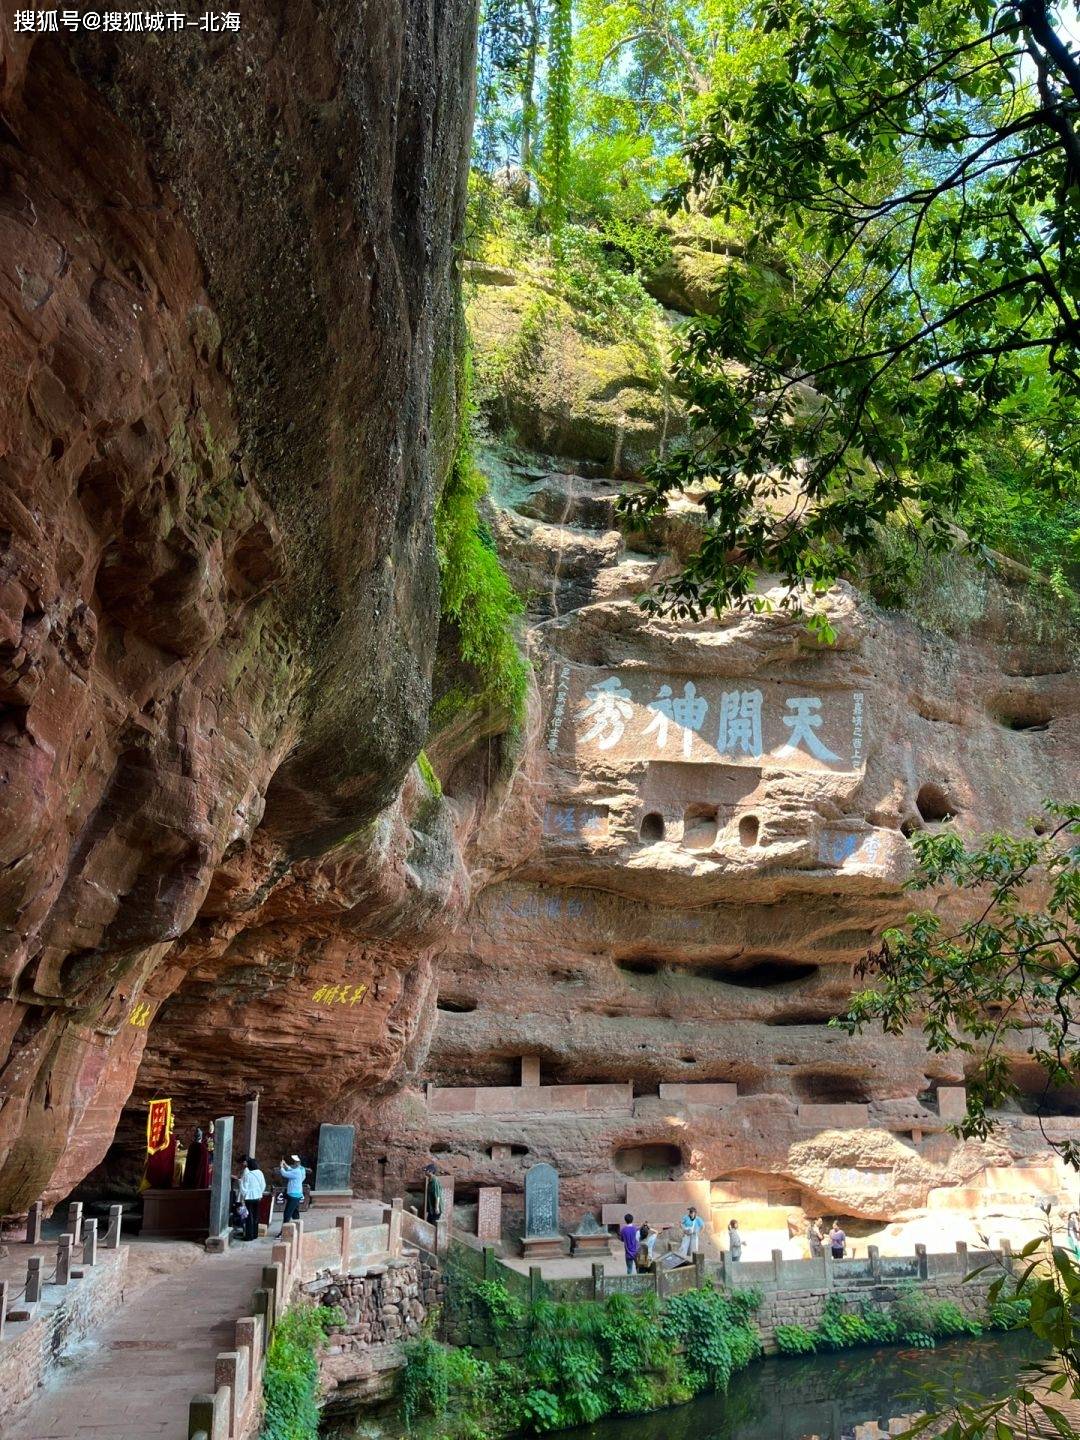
[237,1156,267,1241]
[679,1206,705,1257]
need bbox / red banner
[146,1098,173,1155]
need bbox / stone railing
[0,1201,128,1410]
[186,1204,416,1440]
[714,1239,1010,1295]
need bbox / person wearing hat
[423,1161,443,1226]
[276,1153,308,1230]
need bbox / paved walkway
[7,1234,274,1440]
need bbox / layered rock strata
[0,1,475,1213]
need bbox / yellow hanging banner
[146,1098,173,1155]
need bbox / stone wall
[756,1272,999,1351]
[311,1253,444,1351]
[310,1253,445,1411]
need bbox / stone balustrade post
[868,1244,881,1282]
[215,1350,245,1436]
[56,1233,73,1285]
[483,1245,497,1280]
[106,1204,123,1248]
[529,1266,542,1303]
[25,1201,44,1245]
[262,1263,284,1311]
[915,1244,928,1280]
[956,1241,969,1276]
[67,1201,82,1245]
[389,1196,403,1256]
[26,1255,42,1303]
[694,1252,706,1287]
[283,1221,300,1276]
[253,1286,275,1337]
[823,1249,834,1290]
[655,1267,665,1298]
[236,1315,263,1367]
[82,1218,98,1267]
[335,1214,351,1271]
[188,1387,229,1440]
[0,1279,8,1340]
[771,1248,784,1285]
[591,1262,605,1300]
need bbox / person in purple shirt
[619,1212,639,1274]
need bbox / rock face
[344,267,1080,1234]
[0,3,475,1213]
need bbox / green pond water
[558,1331,1047,1440]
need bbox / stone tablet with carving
[314,1123,356,1192]
[208,1115,233,1240]
[477,1186,502,1241]
[524,1162,559,1237]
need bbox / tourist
[1068,1211,1080,1261]
[424,1161,444,1225]
[276,1153,307,1230]
[636,1221,659,1271]
[727,1217,743,1262]
[238,1156,267,1241]
[829,1220,846,1259]
[679,1205,705,1257]
[619,1212,639,1274]
[808,1218,824,1258]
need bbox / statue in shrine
[182,1126,211,1188]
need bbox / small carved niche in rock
[639,811,666,843]
[683,803,718,850]
[614,1142,682,1177]
[738,814,760,847]
[704,957,819,988]
[794,1070,871,1104]
[994,697,1053,732]
[617,957,662,978]
[916,783,955,823]
[436,996,477,1013]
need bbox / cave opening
[617,957,662,977]
[916,783,955,823]
[794,1070,871,1103]
[738,814,760,847]
[699,957,820,988]
[639,811,666,843]
[436,995,478,1013]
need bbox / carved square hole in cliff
[614,1142,682,1177]
[488,1143,530,1158]
[437,995,478,1014]
[639,812,666,844]
[683,804,718,850]
[738,814,760,847]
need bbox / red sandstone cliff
[0,0,476,1214]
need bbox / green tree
[845,807,1080,1151]
[622,0,1080,618]
[540,0,574,234]
[846,808,1080,1437]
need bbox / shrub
[774,1323,817,1355]
[259,1303,341,1440]
[987,1292,1031,1331]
